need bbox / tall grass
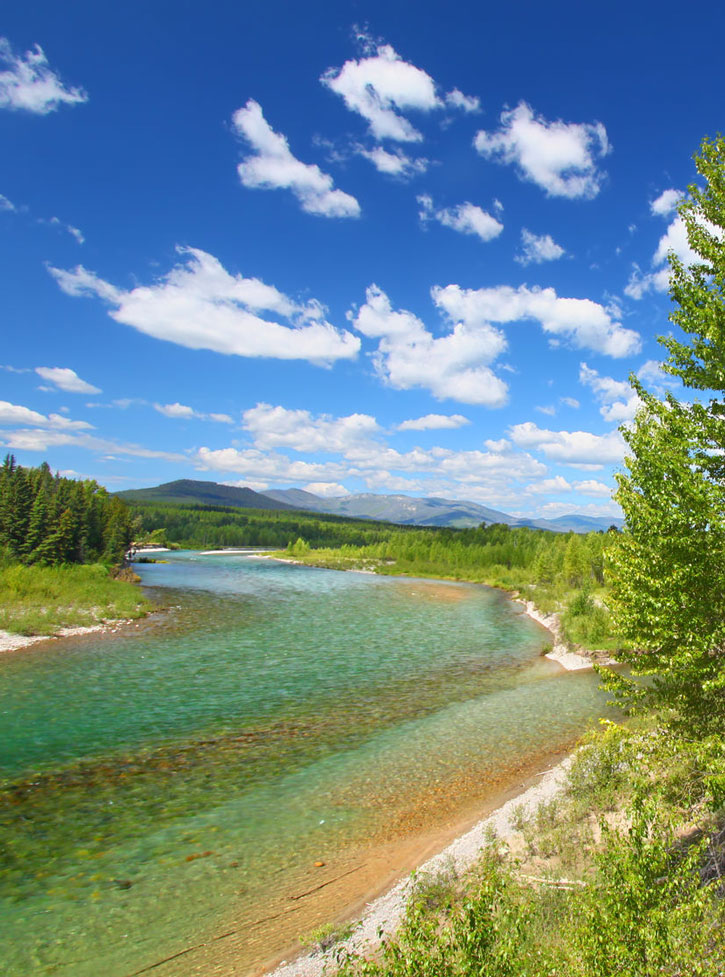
[0,563,151,635]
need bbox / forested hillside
[128,500,425,549]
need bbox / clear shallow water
[0,552,611,976]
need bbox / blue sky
[1,1,722,519]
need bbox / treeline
[0,455,134,566]
[305,522,610,587]
[129,500,427,549]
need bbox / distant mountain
[261,488,622,533]
[116,479,623,533]
[116,479,295,511]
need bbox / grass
[0,562,152,635]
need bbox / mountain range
[116,479,622,534]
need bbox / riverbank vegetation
[0,457,149,636]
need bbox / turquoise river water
[0,551,613,977]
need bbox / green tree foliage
[608,135,725,730]
[0,456,134,566]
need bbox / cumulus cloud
[0,37,87,114]
[232,99,360,218]
[306,482,350,497]
[560,396,580,409]
[352,284,509,406]
[35,366,100,394]
[574,479,613,497]
[625,189,717,299]
[528,475,573,494]
[154,402,233,423]
[321,35,477,143]
[650,188,683,217]
[321,41,443,142]
[196,438,546,501]
[418,195,503,243]
[242,403,380,453]
[474,101,610,199]
[515,228,565,265]
[432,283,641,357]
[0,426,184,461]
[509,420,626,468]
[445,88,481,113]
[49,247,360,364]
[397,414,469,431]
[0,399,93,430]
[356,145,429,177]
[579,362,640,422]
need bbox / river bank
[0,619,142,654]
[266,753,575,977]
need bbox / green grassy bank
[0,563,151,636]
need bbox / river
[0,551,612,976]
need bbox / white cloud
[474,101,610,199]
[45,216,84,243]
[579,362,640,422]
[0,400,93,430]
[232,99,360,218]
[35,366,100,394]
[625,189,716,299]
[0,38,87,114]
[650,188,683,217]
[196,439,546,500]
[0,193,16,211]
[352,284,509,407]
[356,145,429,177]
[560,396,580,409]
[636,359,680,396]
[574,479,613,497]
[0,426,184,461]
[305,482,350,497]
[528,475,572,494]
[509,421,626,468]
[535,405,556,416]
[154,402,194,419]
[50,247,360,364]
[432,283,641,358]
[516,228,565,265]
[445,88,481,113]
[153,402,235,423]
[418,195,503,243]
[321,41,443,142]
[397,413,469,431]
[242,403,380,453]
